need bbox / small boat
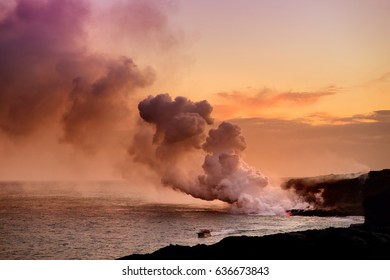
[197,229,211,238]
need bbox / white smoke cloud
[135,94,303,214]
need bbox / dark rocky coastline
[119,226,390,260]
[282,169,390,215]
[119,169,390,260]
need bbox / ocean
[0,181,364,260]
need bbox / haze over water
[0,181,363,260]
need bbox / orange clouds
[214,86,337,120]
[303,110,390,126]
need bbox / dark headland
[118,169,390,260]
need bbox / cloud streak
[218,86,336,106]
[304,110,390,125]
[214,86,337,119]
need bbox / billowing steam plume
[136,94,300,214]
[0,0,160,154]
[62,57,154,153]
[1,0,302,214]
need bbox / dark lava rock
[363,187,390,227]
[287,209,348,217]
[118,227,390,260]
[282,169,390,215]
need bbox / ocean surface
[0,181,364,260]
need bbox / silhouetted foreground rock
[119,169,390,260]
[119,226,390,260]
[364,187,390,227]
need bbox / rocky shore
[119,169,390,260]
[282,169,390,215]
[119,226,390,260]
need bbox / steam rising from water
[0,0,304,214]
[136,94,302,214]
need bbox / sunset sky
[0,0,389,181]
